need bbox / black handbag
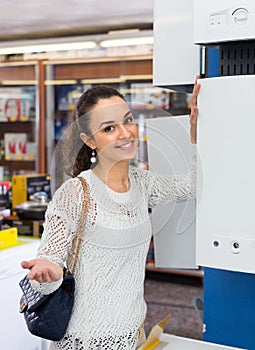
[19,176,89,341]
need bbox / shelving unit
[0,61,45,178]
[146,266,204,281]
[0,120,35,174]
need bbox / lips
[116,141,134,150]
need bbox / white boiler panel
[147,115,197,269]
[197,75,255,274]
[193,0,255,44]
[153,0,200,88]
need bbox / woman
[21,79,200,350]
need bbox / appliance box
[12,174,51,208]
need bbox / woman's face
[81,96,138,166]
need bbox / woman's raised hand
[190,75,201,144]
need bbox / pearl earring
[90,149,96,164]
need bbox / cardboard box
[12,174,51,208]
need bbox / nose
[118,124,131,138]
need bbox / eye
[104,125,115,132]
[124,115,134,124]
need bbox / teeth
[119,142,132,149]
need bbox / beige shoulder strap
[66,176,90,275]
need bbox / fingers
[21,258,63,282]
[190,106,198,126]
[192,75,201,109]
[21,259,49,281]
[28,269,52,283]
[189,75,201,144]
[191,75,201,120]
[21,260,36,269]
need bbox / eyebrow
[98,111,132,129]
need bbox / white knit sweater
[32,145,196,350]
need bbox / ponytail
[61,110,92,178]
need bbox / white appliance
[196,75,255,274]
[153,0,200,88]
[193,0,255,44]
[0,240,50,350]
[146,115,197,269]
[159,333,245,349]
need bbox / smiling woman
[20,83,199,350]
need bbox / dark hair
[64,85,126,177]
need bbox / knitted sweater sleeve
[148,144,197,208]
[30,177,84,294]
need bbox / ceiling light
[100,36,154,48]
[0,30,153,55]
[107,29,140,35]
[0,38,97,55]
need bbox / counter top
[0,238,40,280]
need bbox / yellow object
[158,314,171,329]
[142,339,160,350]
[141,314,171,350]
[12,174,51,208]
[0,227,18,249]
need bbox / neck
[92,160,130,192]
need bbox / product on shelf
[4,133,27,160]
[0,93,32,122]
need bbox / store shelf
[146,266,204,278]
[0,159,35,169]
[0,121,35,139]
[145,266,204,285]
[0,61,45,177]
